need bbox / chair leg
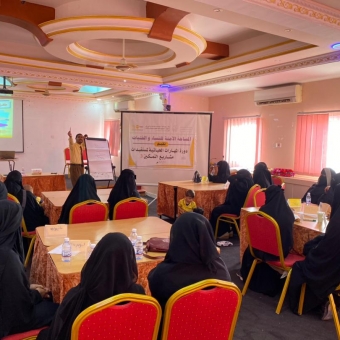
[24,236,36,268]
[276,268,292,314]
[63,164,67,175]
[298,283,306,315]
[242,259,258,296]
[232,220,240,238]
[329,294,340,339]
[215,218,220,240]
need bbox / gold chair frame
[253,188,266,207]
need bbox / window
[294,113,340,175]
[104,120,121,156]
[224,116,261,170]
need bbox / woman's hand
[31,284,51,299]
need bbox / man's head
[75,133,84,144]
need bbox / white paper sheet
[48,244,79,256]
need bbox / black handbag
[193,171,202,183]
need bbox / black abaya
[37,233,145,340]
[208,160,230,183]
[107,169,140,220]
[5,170,49,231]
[148,213,231,310]
[58,174,100,224]
[0,182,7,200]
[210,169,254,236]
[253,162,273,188]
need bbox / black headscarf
[208,160,230,183]
[330,183,340,220]
[58,174,100,224]
[37,233,144,340]
[0,200,24,263]
[301,168,336,204]
[4,170,49,231]
[107,169,140,220]
[259,185,294,258]
[0,182,8,200]
[223,169,254,215]
[148,213,230,309]
[253,162,272,188]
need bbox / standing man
[67,129,85,187]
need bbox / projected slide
[0,99,13,138]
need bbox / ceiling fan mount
[115,39,134,72]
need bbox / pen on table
[303,218,316,222]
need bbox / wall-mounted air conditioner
[114,100,135,112]
[254,84,302,106]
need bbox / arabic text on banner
[129,114,197,168]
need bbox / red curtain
[104,120,120,157]
[294,114,328,175]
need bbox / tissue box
[31,168,42,175]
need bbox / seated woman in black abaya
[208,160,230,183]
[148,213,231,310]
[37,233,145,340]
[58,174,100,224]
[4,170,49,231]
[107,169,140,220]
[0,201,58,338]
[253,162,273,188]
[301,168,336,205]
[240,185,295,296]
[289,183,340,319]
[209,169,254,238]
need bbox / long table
[30,217,171,303]
[239,207,326,261]
[18,173,66,197]
[41,189,111,224]
[157,180,227,220]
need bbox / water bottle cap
[90,243,96,248]
[132,228,137,232]
[64,237,70,242]
[137,236,142,240]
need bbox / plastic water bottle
[306,192,311,205]
[129,228,138,248]
[135,236,143,260]
[86,243,96,260]
[21,168,25,176]
[61,237,72,262]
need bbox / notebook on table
[0,151,15,159]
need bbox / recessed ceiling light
[112,95,115,97]
[96,98,102,101]
[285,29,292,32]
[123,79,127,82]
[331,43,340,50]
[214,8,223,12]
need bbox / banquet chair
[254,188,266,207]
[63,147,71,176]
[242,211,305,314]
[2,327,47,340]
[113,197,148,220]
[7,193,36,268]
[298,284,340,339]
[215,184,261,239]
[69,200,108,224]
[272,175,284,186]
[160,279,242,340]
[71,293,161,340]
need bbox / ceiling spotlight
[285,29,292,32]
[123,79,127,83]
[97,98,102,101]
[112,95,115,97]
[331,43,340,50]
[213,8,223,12]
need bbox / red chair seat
[22,231,36,236]
[2,327,46,340]
[267,253,305,268]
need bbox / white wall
[0,97,104,175]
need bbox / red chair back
[69,200,108,224]
[113,197,148,220]
[245,211,281,257]
[243,184,261,208]
[2,327,47,340]
[64,147,71,162]
[71,294,161,340]
[254,189,266,207]
[161,279,242,340]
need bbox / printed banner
[129,114,197,168]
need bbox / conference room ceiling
[0,0,340,100]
